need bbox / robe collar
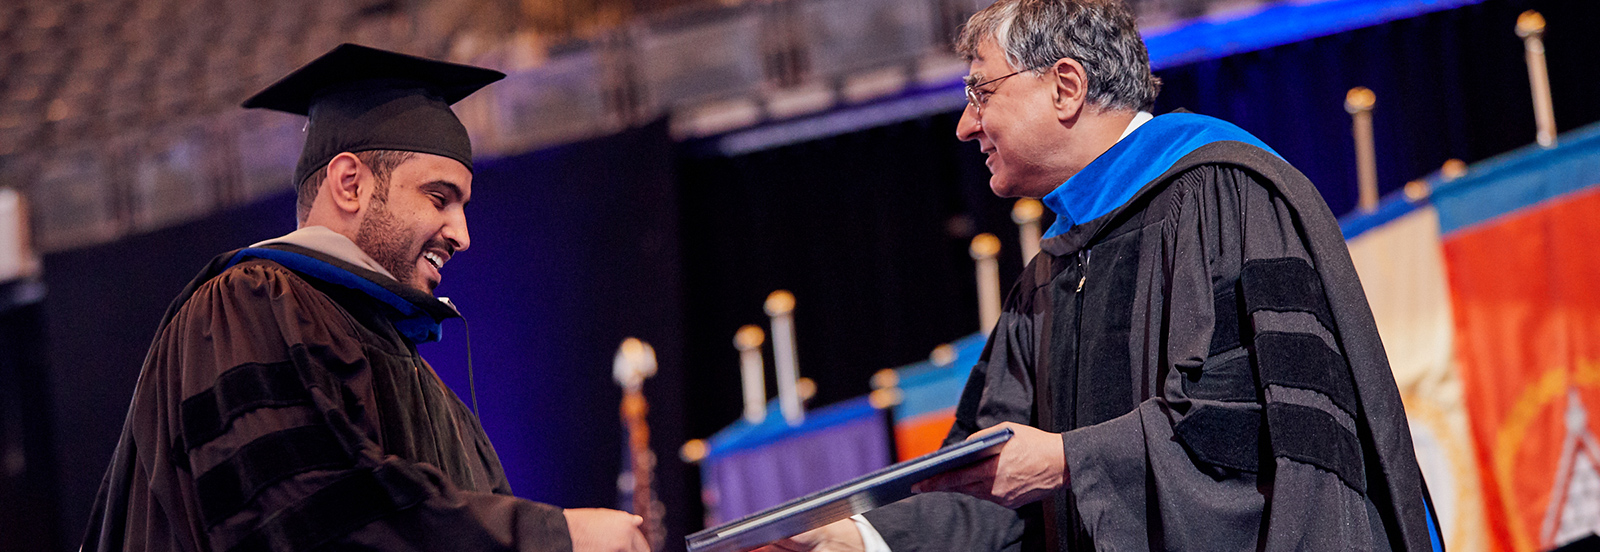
[225,228,459,343]
[250,226,397,280]
[1041,112,1279,239]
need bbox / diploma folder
[685,428,1014,552]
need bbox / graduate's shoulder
[175,257,353,337]
[190,258,326,305]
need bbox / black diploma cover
[686,428,1014,552]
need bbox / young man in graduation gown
[82,45,649,552]
[772,1,1441,551]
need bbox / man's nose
[445,214,470,253]
[955,106,981,142]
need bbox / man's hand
[564,508,650,552]
[912,422,1067,509]
[757,518,865,552]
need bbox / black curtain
[1154,0,1600,216]
[0,279,58,552]
[416,120,692,549]
[675,113,1031,444]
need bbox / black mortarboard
[242,44,506,187]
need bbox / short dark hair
[956,0,1161,112]
[296,150,416,222]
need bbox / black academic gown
[82,244,571,552]
[864,124,1437,551]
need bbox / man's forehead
[966,39,1007,79]
[394,152,473,194]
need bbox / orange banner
[1444,186,1600,552]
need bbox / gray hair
[956,0,1160,112]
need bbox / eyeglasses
[963,68,1034,116]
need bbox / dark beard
[354,192,420,291]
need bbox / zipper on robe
[1048,247,1091,552]
[1076,250,1091,292]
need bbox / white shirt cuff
[850,514,892,552]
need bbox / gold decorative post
[679,438,708,464]
[1403,180,1430,203]
[733,325,768,424]
[970,233,1002,333]
[868,368,903,410]
[1441,159,1467,182]
[1517,11,1557,148]
[1345,87,1379,213]
[612,338,665,552]
[764,290,804,425]
[1011,199,1044,264]
[929,343,957,366]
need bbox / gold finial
[797,377,816,401]
[929,343,957,366]
[734,325,765,350]
[1403,180,1430,202]
[736,324,769,424]
[870,368,899,390]
[1441,159,1467,181]
[1010,199,1043,224]
[1516,10,1545,38]
[620,337,645,357]
[680,439,708,463]
[1516,11,1557,148]
[1345,87,1376,114]
[869,369,901,409]
[764,290,795,316]
[613,338,657,389]
[969,233,1001,260]
[1347,87,1379,213]
[868,387,904,409]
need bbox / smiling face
[956,39,1072,199]
[353,153,472,294]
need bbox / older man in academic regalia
[81,45,648,552]
[773,1,1442,551]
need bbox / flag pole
[1441,159,1467,182]
[733,325,768,424]
[1011,199,1043,264]
[612,338,665,552]
[970,233,1002,334]
[765,290,805,425]
[1517,11,1557,148]
[1345,87,1379,213]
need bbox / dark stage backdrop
[1153,0,1600,216]
[1,280,57,552]
[675,113,1032,446]
[416,119,691,547]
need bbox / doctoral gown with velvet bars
[81,244,571,552]
[862,116,1437,552]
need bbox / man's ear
[325,152,366,215]
[1051,57,1088,123]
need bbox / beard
[354,192,421,292]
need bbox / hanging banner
[1441,186,1600,551]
